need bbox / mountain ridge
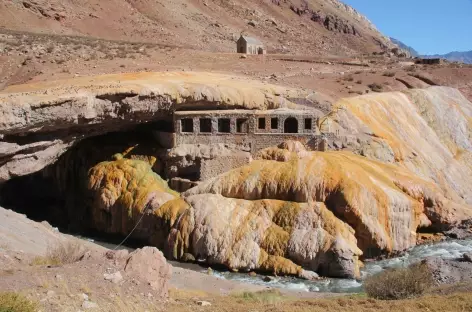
[390,37,472,64]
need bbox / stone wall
[200,153,252,181]
[172,109,326,153]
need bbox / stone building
[237,35,266,54]
[415,58,445,65]
[154,109,338,191]
[167,109,330,152]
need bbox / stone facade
[415,58,445,65]
[153,109,338,184]
[168,109,323,153]
[200,153,252,181]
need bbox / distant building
[236,36,266,55]
[415,58,445,65]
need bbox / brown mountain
[0,0,395,55]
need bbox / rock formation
[339,87,472,205]
[186,147,472,256]
[0,72,471,279]
[0,72,302,182]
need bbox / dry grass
[364,263,434,300]
[31,241,87,266]
[343,75,354,82]
[163,290,472,312]
[368,82,383,92]
[0,292,38,312]
[231,289,284,304]
[383,71,396,77]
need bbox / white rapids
[208,239,472,293]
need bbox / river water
[210,239,472,293]
[79,235,472,293]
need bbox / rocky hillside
[0,0,396,56]
[390,37,419,57]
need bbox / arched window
[284,117,298,133]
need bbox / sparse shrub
[368,82,383,92]
[46,44,54,53]
[354,70,362,74]
[364,263,434,300]
[31,241,87,266]
[233,289,283,304]
[0,292,38,312]
[406,65,417,72]
[356,80,362,84]
[383,71,395,77]
[344,75,354,82]
[116,49,128,58]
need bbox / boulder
[299,269,319,280]
[124,247,172,298]
[422,257,472,285]
[464,253,472,263]
[181,253,196,263]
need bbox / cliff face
[0,72,471,279]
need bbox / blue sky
[341,0,472,55]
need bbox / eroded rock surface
[186,147,472,256]
[0,73,471,280]
[0,72,303,181]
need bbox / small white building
[236,36,266,55]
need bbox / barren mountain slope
[0,0,393,55]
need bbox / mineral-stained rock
[87,156,179,239]
[340,87,472,205]
[165,194,361,278]
[185,149,472,257]
[1,73,471,280]
[124,247,172,298]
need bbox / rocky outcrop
[422,254,472,285]
[165,195,361,278]
[83,154,360,278]
[0,72,302,182]
[340,86,472,205]
[186,147,472,256]
[87,156,179,239]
